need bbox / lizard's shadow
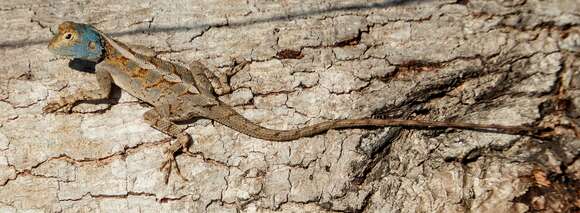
[69,59,97,73]
[68,59,122,106]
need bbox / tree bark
[0,0,578,212]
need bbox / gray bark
[0,0,578,212]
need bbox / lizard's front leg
[43,65,113,113]
[143,107,192,183]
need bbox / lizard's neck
[100,37,157,70]
[103,39,129,59]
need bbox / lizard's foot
[160,133,194,184]
[213,82,232,96]
[43,99,75,113]
[214,59,248,95]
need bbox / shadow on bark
[0,0,427,49]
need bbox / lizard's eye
[64,33,72,40]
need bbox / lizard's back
[101,40,218,109]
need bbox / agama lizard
[44,21,548,183]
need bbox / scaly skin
[45,21,550,183]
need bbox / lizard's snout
[47,35,73,57]
[47,41,55,50]
[47,35,60,52]
[47,41,62,56]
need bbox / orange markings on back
[144,78,164,89]
[131,67,149,78]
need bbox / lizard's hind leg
[143,108,193,184]
[189,61,232,95]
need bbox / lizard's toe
[43,102,64,113]
[160,135,192,184]
[61,103,75,113]
[160,150,189,184]
[160,153,174,184]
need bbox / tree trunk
[0,0,578,212]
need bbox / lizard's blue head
[48,21,104,62]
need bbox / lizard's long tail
[209,104,546,141]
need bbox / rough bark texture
[0,0,579,212]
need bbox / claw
[160,134,192,184]
[42,106,55,113]
[43,102,62,113]
[160,150,189,184]
[61,104,74,113]
[43,100,74,113]
[160,152,174,184]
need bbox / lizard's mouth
[52,55,74,61]
[47,45,76,59]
